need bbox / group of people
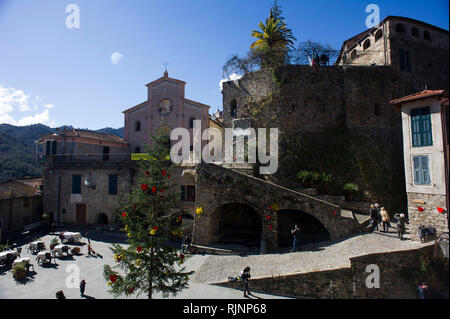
[370,203,407,240]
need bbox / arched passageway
[277,209,330,247]
[96,213,108,225]
[212,203,261,250]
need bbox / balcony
[39,153,134,168]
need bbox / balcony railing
[39,153,133,165]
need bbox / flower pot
[13,269,26,280]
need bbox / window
[411,27,419,37]
[411,107,433,147]
[350,50,357,60]
[423,30,431,41]
[399,48,412,72]
[51,141,57,155]
[363,39,371,50]
[108,175,118,195]
[189,118,196,128]
[72,174,81,194]
[375,29,383,41]
[103,146,110,161]
[230,100,237,117]
[46,140,57,155]
[134,146,141,153]
[413,155,431,185]
[135,121,141,132]
[396,23,405,33]
[180,185,195,201]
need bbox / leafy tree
[103,132,193,299]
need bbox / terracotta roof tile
[37,129,126,144]
[390,90,448,105]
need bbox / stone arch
[210,203,261,250]
[96,213,108,225]
[276,209,330,247]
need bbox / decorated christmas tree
[103,132,194,299]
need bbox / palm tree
[250,17,296,51]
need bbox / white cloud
[0,84,55,126]
[219,73,242,91]
[111,52,124,65]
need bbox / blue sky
[0,0,448,130]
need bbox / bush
[11,263,27,280]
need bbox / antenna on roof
[424,83,428,90]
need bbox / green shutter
[413,155,430,185]
[411,107,432,147]
[180,185,186,201]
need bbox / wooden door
[75,204,87,224]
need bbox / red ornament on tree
[109,274,118,283]
[122,212,127,218]
[162,169,166,176]
[180,253,185,260]
[127,287,134,294]
[160,189,165,193]
[418,206,424,212]
[167,174,171,179]
[152,186,156,193]
[141,184,148,191]
[437,207,445,213]
[136,246,143,253]
[266,215,271,220]
[268,224,273,229]
[145,171,150,176]
[333,210,337,215]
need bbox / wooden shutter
[413,155,431,185]
[411,107,432,147]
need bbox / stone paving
[0,226,429,299]
[192,227,429,284]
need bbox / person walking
[380,207,390,233]
[394,213,406,240]
[80,279,86,297]
[241,266,251,297]
[291,224,300,252]
[370,204,379,231]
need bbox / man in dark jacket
[370,204,379,231]
[80,279,86,297]
[241,267,251,297]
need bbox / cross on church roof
[163,61,169,77]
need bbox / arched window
[411,27,419,37]
[350,50,357,60]
[363,39,371,50]
[396,23,405,33]
[375,29,383,42]
[423,30,431,41]
[230,100,237,117]
[135,121,141,132]
[189,117,196,128]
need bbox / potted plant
[11,262,27,280]
[50,237,59,250]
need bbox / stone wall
[407,192,448,241]
[215,244,449,299]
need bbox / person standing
[380,207,390,233]
[241,266,251,297]
[418,283,428,299]
[370,204,379,231]
[395,213,406,240]
[80,279,86,297]
[291,224,300,252]
[181,234,191,253]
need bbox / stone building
[0,178,43,243]
[336,16,449,86]
[37,71,211,228]
[391,90,449,240]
